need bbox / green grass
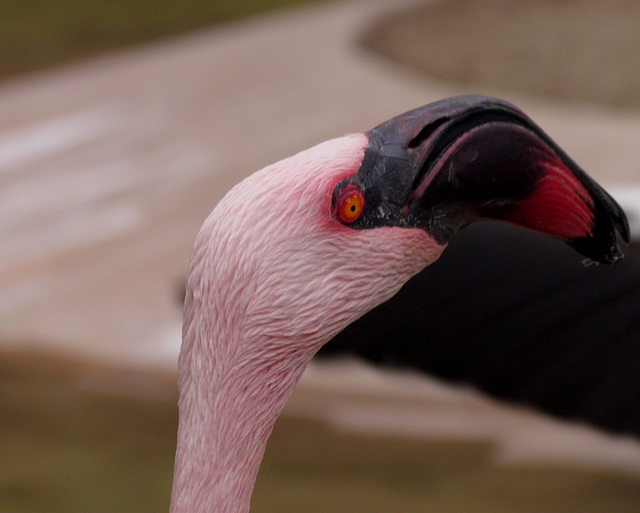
[0,352,177,513]
[0,0,330,82]
[1,352,640,513]
[256,417,640,513]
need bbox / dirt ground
[363,0,640,110]
[3,350,640,513]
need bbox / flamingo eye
[337,188,364,223]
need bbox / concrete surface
[2,0,639,367]
[2,0,450,366]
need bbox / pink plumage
[171,134,444,513]
[170,96,627,513]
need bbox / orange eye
[338,190,364,223]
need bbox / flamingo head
[187,95,628,359]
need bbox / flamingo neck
[169,329,313,513]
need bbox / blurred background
[1,0,640,511]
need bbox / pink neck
[169,332,312,513]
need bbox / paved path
[2,0,638,367]
[1,0,640,476]
[1,0,446,366]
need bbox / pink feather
[170,134,445,513]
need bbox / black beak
[334,95,629,264]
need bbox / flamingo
[169,95,629,513]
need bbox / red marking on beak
[507,160,594,241]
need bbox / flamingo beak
[334,95,629,264]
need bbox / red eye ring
[335,186,364,224]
